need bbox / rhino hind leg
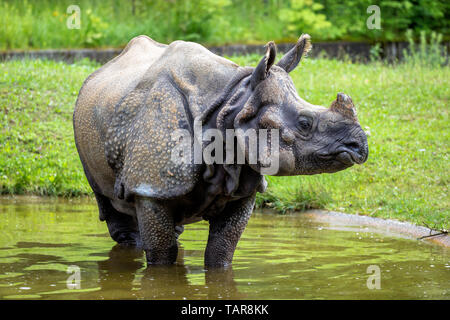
[93,191,142,247]
[106,211,142,247]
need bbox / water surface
[0,197,448,299]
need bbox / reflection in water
[0,197,448,299]
[93,245,243,300]
[96,245,143,297]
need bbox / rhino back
[146,40,239,118]
[74,36,167,198]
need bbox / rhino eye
[297,116,313,132]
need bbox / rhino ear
[250,41,277,89]
[277,34,311,73]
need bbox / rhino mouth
[335,147,367,165]
[318,148,366,165]
[335,150,357,165]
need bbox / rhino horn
[330,93,358,121]
[250,41,277,89]
[277,34,311,73]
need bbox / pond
[0,197,448,300]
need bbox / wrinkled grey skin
[73,35,368,267]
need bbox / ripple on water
[0,197,448,300]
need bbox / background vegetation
[0,50,448,229]
[0,0,449,50]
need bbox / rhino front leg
[135,197,178,265]
[205,194,256,268]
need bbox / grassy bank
[0,57,448,229]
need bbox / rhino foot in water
[73,34,368,267]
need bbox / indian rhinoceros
[73,34,368,267]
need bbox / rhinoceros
[73,34,368,267]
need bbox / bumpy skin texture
[74,35,368,267]
[205,194,255,267]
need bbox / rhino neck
[198,66,254,127]
[198,67,265,198]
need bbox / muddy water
[0,197,448,300]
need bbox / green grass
[0,57,448,230]
[0,58,96,196]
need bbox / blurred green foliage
[0,0,448,49]
[402,29,448,67]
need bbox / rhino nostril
[342,140,369,164]
[345,142,361,154]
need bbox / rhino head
[233,35,368,176]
